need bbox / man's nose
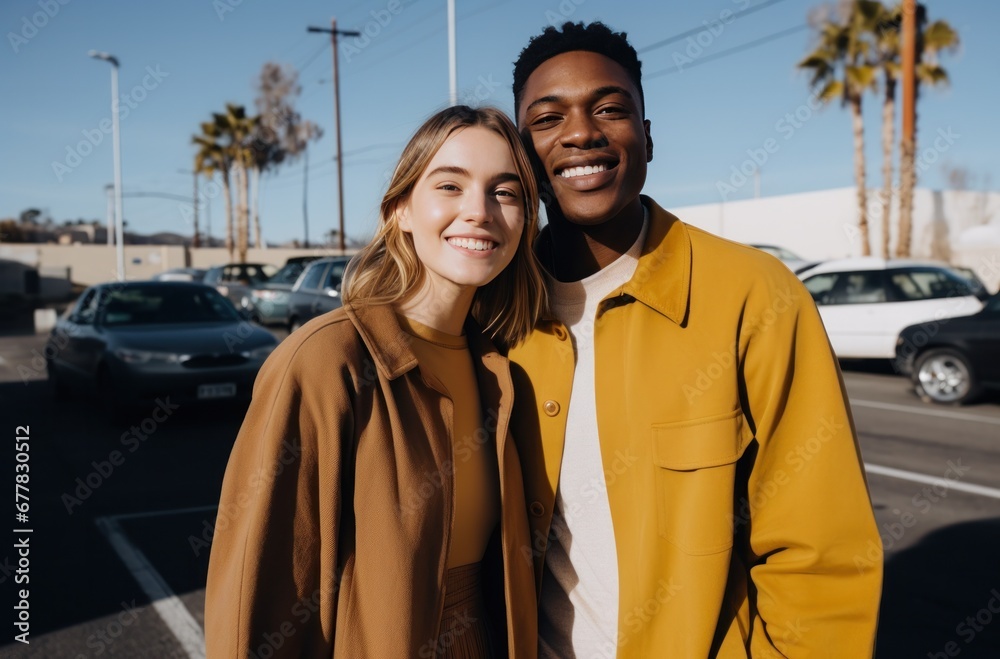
[561,110,608,149]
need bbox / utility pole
[897,0,917,257]
[192,169,201,247]
[308,19,360,253]
[448,0,457,105]
[178,169,202,247]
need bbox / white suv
[797,258,984,359]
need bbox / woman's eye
[438,184,460,192]
[494,189,517,198]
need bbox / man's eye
[532,115,560,126]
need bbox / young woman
[204,106,546,658]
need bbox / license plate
[197,383,236,399]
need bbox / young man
[507,22,882,657]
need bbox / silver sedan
[45,281,277,416]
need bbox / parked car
[895,292,1000,405]
[949,265,993,302]
[241,256,324,326]
[749,244,821,275]
[286,257,352,332]
[152,267,207,283]
[798,258,984,359]
[203,262,277,306]
[45,282,277,415]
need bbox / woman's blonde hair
[342,105,546,347]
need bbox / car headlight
[115,348,189,364]
[241,295,252,309]
[241,345,276,360]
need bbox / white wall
[0,244,360,288]
[671,187,1000,290]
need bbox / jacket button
[530,501,545,517]
[553,326,568,341]
[543,400,560,416]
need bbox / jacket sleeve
[204,338,353,658]
[739,272,882,657]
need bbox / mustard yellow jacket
[508,198,882,657]
[205,303,537,658]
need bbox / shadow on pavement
[877,518,1000,658]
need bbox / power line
[637,0,792,54]
[343,0,511,80]
[645,23,809,79]
[297,41,331,74]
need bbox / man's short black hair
[512,21,644,119]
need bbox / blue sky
[2,0,996,246]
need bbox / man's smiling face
[517,50,652,227]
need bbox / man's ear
[644,118,653,162]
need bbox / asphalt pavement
[0,325,997,658]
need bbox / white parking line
[864,463,1000,500]
[851,399,1000,426]
[96,514,207,659]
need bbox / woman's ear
[394,203,412,233]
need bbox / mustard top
[397,314,500,568]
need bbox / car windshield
[268,262,306,285]
[98,285,240,325]
[887,269,974,301]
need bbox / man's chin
[545,199,621,227]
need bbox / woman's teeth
[447,237,495,251]
[560,164,607,178]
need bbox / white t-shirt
[538,212,648,659]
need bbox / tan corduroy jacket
[507,198,882,657]
[205,303,538,658]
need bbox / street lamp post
[89,50,125,280]
[104,184,113,246]
[308,19,360,253]
[448,0,457,105]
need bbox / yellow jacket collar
[535,195,691,326]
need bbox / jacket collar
[344,301,504,381]
[534,195,691,326]
[622,196,691,326]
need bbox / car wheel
[913,348,980,405]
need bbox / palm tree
[873,4,902,258]
[799,0,882,256]
[247,125,285,250]
[254,62,323,247]
[193,104,260,262]
[895,5,959,257]
[193,121,235,259]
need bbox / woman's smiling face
[397,126,526,298]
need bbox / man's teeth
[447,237,496,251]
[560,164,608,178]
